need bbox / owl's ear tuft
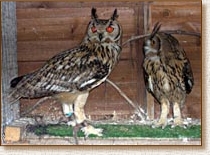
[150,22,161,39]
[91,8,98,19]
[111,9,118,20]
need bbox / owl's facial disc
[143,37,161,56]
[87,19,120,43]
[85,8,121,44]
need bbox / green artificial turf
[31,124,201,139]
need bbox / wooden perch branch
[21,97,52,117]
[160,30,201,38]
[122,34,149,47]
[122,30,201,47]
[106,79,146,121]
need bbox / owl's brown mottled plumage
[9,8,122,144]
[143,23,194,128]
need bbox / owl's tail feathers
[10,75,24,88]
[6,75,25,104]
[7,88,22,105]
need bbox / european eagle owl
[9,8,122,144]
[143,23,194,129]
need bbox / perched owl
[143,22,194,129]
[9,8,122,144]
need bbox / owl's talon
[81,125,103,138]
[67,121,76,126]
[171,124,187,129]
[152,119,168,129]
[171,118,187,129]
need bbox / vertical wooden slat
[143,2,155,120]
[134,2,146,119]
[1,2,19,129]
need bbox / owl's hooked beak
[98,33,103,41]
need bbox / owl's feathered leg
[57,92,82,144]
[71,92,88,145]
[60,92,103,144]
[61,102,78,144]
[71,92,103,144]
[73,92,89,125]
[171,102,186,128]
[152,98,170,129]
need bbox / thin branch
[106,79,146,121]
[21,96,52,117]
[160,30,201,38]
[122,34,149,47]
[122,30,201,47]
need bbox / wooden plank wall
[15,1,201,122]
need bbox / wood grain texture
[1,2,19,127]
[0,2,202,147]
[0,0,206,154]
[14,1,201,122]
[16,2,142,119]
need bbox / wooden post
[134,3,146,119]
[1,2,19,129]
[143,2,155,120]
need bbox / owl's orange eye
[106,26,114,33]
[151,40,155,45]
[91,26,97,33]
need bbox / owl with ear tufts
[8,8,122,144]
[143,22,194,129]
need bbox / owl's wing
[183,59,194,94]
[143,68,155,95]
[143,69,150,93]
[9,47,110,101]
[163,33,194,94]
